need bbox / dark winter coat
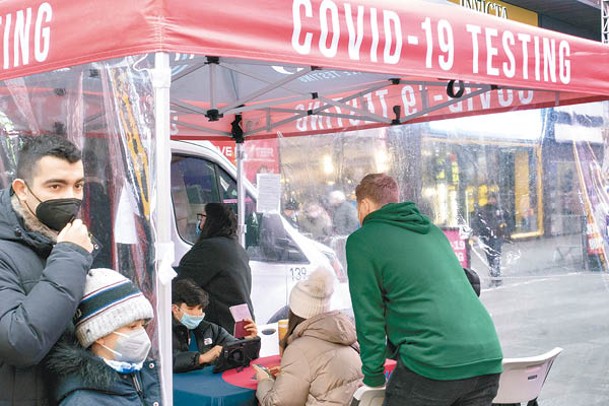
[177,236,254,332]
[172,318,238,373]
[0,189,92,406]
[331,201,359,235]
[45,334,161,405]
[473,203,507,241]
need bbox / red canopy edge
[1,0,608,97]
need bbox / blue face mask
[180,311,205,330]
[103,358,143,374]
[195,220,202,236]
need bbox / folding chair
[492,347,563,406]
[350,385,386,406]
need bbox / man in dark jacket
[472,192,508,287]
[0,135,94,405]
[346,173,502,406]
[172,278,258,373]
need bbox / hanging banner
[245,139,280,184]
[442,227,471,268]
[211,140,238,165]
[210,139,280,183]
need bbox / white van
[169,140,347,323]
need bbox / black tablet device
[212,336,261,374]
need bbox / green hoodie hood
[363,202,431,234]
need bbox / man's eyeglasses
[197,213,207,221]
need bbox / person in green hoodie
[346,173,503,406]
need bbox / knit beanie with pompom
[289,267,336,319]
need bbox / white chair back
[350,386,386,406]
[492,347,563,404]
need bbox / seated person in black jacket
[172,278,258,373]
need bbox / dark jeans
[383,360,500,406]
[481,237,502,279]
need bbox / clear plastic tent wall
[2,59,609,405]
[0,56,161,347]
[2,0,609,404]
[0,52,609,405]
[274,101,609,405]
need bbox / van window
[171,155,219,243]
[171,154,307,263]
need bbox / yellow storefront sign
[448,0,538,26]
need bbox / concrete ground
[476,234,609,405]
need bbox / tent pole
[236,141,246,247]
[603,0,609,44]
[152,51,176,406]
[231,114,246,247]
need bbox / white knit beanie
[289,267,336,319]
[74,268,154,348]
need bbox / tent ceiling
[167,55,606,140]
[1,53,606,141]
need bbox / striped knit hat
[74,268,154,348]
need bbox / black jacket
[172,318,237,373]
[472,203,507,241]
[45,334,161,405]
[0,189,92,405]
[177,236,254,332]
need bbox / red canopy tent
[1,0,608,138]
[1,1,608,403]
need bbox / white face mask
[100,328,151,365]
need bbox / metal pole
[151,52,176,406]
[236,141,246,247]
[603,0,609,44]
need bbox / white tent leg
[152,51,176,406]
[603,0,609,44]
[237,141,246,247]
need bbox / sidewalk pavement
[470,233,588,286]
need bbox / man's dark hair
[172,278,209,307]
[199,203,238,240]
[17,135,82,182]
